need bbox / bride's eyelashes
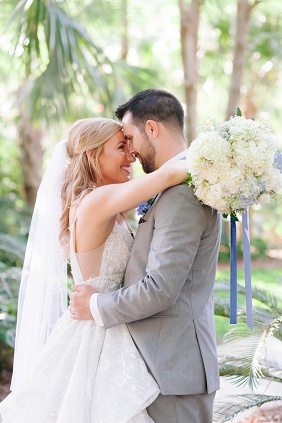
[118,142,127,150]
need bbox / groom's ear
[145,119,159,140]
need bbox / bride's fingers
[69,292,77,302]
[68,305,76,315]
[71,284,83,292]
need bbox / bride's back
[69,218,133,293]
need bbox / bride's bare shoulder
[76,187,117,226]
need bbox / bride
[0,117,188,423]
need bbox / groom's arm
[95,184,217,328]
[71,184,219,324]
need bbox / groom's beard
[140,135,156,174]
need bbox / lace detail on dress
[70,220,133,291]
[82,275,123,292]
[99,225,132,277]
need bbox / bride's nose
[125,146,136,163]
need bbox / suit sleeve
[97,184,209,328]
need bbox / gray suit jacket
[98,183,221,395]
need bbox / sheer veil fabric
[11,140,68,390]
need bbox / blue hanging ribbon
[230,218,237,324]
[242,208,254,330]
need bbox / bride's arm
[82,160,189,221]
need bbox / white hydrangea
[186,115,282,215]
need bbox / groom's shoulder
[157,183,199,205]
[156,183,219,220]
[152,184,201,219]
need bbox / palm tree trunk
[18,114,43,206]
[179,0,202,146]
[121,0,129,60]
[225,0,261,120]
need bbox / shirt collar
[164,149,188,165]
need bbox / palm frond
[0,267,22,294]
[214,297,230,317]
[219,334,265,389]
[213,394,282,423]
[0,196,32,240]
[0,234,26,263]
[0,266,22,347]
[262,360,282,384]
[219,353,282,385]
[7,0,48,73]
[7,1,115,121]
[215,280,282,314]
[248,285,282,314]
[0,315,16,348]
[219,314,282,390]
[6,0,158,122]
[224,311,282,342]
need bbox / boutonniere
[137,196,156,223]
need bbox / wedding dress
[0,219,159,423]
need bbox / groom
[71,89,222,422]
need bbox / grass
[214,267,282,343]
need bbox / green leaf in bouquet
[184,172,192,185]
[230,212,239,221]
[236,107,242,117]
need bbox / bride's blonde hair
[59,117,122,252]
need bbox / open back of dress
[75,242,105,281]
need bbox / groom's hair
[115,88,184,134]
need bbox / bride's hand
[161,159,190,184]
[70,284,97,320]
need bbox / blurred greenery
[0,267,20,349]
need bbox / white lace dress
[0,221,159,423]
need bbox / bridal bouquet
[186,112,282,217]
[186,111,282,329]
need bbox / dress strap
[68,211,85,284]
[123,218,135,239]
[69,207,79,231]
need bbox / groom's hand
[69,284,96,320]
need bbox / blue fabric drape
[230,217,238,324]
[242,208,253,330]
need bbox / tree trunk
[18,115,43,206]
[179,0,202,146]
[242,89,258,119]
[225,0,261,120]
[121,0,129,60]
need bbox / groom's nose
[128,140,137,158]
[125,146,136,163]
